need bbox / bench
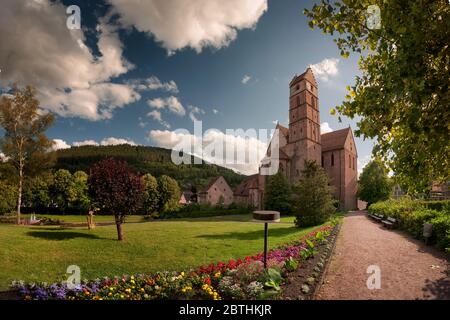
[382,217,397,229]
[368,212,384,222]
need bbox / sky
[0,0,375,175]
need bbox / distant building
[430,181,450,200]
[234,68,358,211]
[198,176,234,206]
[179,191,193,205]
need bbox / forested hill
[53,145,246,190]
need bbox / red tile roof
[234,174,259,196]
[321,127,351,152]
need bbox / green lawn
[0,214,320,291]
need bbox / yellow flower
[108,292,112,297]
[125,288,131,293]
[140,288,145,293]
[130,275,135,280]
[214,272,221,278]
[109,287,114,291]
[181,272,185,277]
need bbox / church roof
[278,148,290,160]
[200,176,224,193]
[276,123,289,137]
[321,127,351,152]
[289,67,318,87]
[234,174,259,196]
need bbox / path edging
[311,222,342,300]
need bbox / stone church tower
[234,67,358,211]
[287,68,322,183]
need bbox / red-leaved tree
[88,158,143,241]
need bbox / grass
[0,214,321,291]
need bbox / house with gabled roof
[198,176,234,206]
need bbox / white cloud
[108,0,268,54]
[0,1,139,121]
[148,129,269,175]
[320,122,333,134]
[130,76,179,93]
[212,108,219,114]
[72,140,99,147]
[309,58,339,82]
[72,138,136,147]
[148,110,171,128]
[138,117,147,128]
[100,137,137,146]
[188,105,205,122]
[241,75,252,84]
[52,139,71,151]
[147,96,186,116]
[357,154,372,176]
[146,76,178,93]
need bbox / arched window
[331,153,335,166]
[349,155,351,168]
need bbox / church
[234,68,358,211]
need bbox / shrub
[429,214,450,250]
[264,172,291,214]
[369,198,450,251]
[292,161,335,227]
[418,200,450,213]
[0,180,17,215]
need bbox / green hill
[53,145,246,190]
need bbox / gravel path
[316,211,449,300]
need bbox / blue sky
[0,0,374,174]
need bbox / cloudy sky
[0,0,374,175]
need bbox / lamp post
[253,211,280,268]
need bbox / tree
[157,175,181,212]
[72,171,90,213]
[23,174,52,211]
[304,1,450,194]
[88,158,143,240]
[0,85,54,223]
[0,180,17,215]
[141,173,159,215]
[264,171,292,214]
[358,159,391,205]
[52,169,75,213]
[291,161,335,227]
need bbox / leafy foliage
[88,158,144,240]
[53,145,246,191]
[157,175,181,212]
[369,198,450,251]
[0,85,55,222]
[0,180,17,214]
[141,173,159,215]
[304,0,450,193]
[357,158,391,205]
[291,161,336,227]
[264,171,291,214]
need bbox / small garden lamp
[253,211,280,268]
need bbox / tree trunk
[16,163,23,225]
[116,221,124,241]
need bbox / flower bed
[11,225,336,300]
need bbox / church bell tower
[288,67,322,182]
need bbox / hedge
[368,198,450,252]
[153,202,253,219]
